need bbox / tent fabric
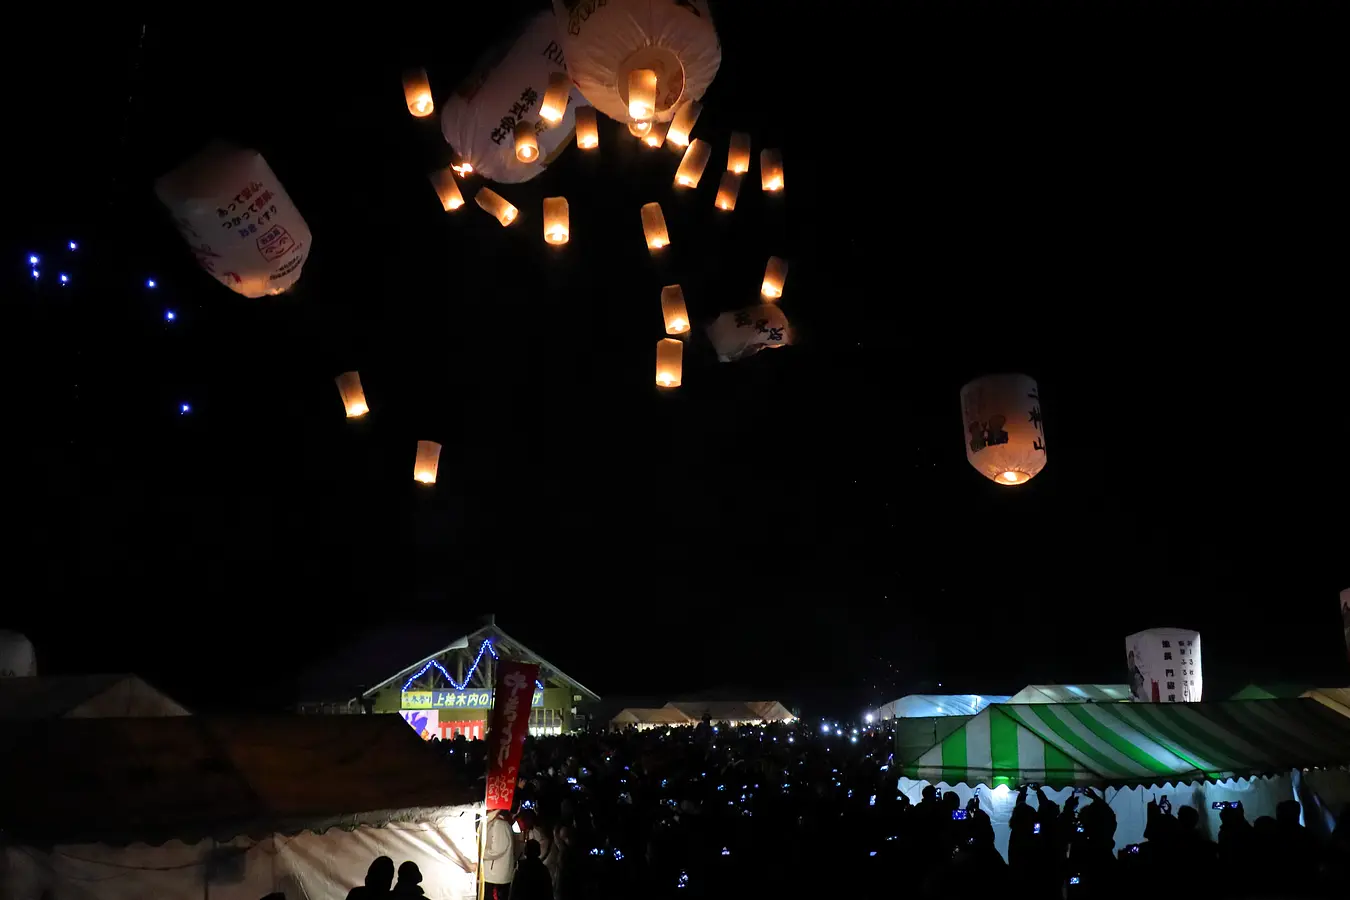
[1304,688,1350,718]
[1228,682,1312,700]
[0,714,477,845]
[1006,684,1131,704]
[662,700,794,723]
[902,699,1350,789]
[612,707,694,726]
[878,694,1009,718]
[0,674,190,718]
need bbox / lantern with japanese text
[640,202,670,250]
[660,285,690,335]
[666,99,702,150]
[414,441,442,485]
[539,71,572,124]
[959,373,1046,486]
[429,167,465,211]
[1125,628,1203,702]
[550,0,721,126]
[440,11,583,184]
[575,106,599,148]
[761,256,788,299]
[514,119,540,163]
[403,68,435,117]
[760,148,784,191]
[656,338,683,388]
[543,196,570,244]
[707,305,791,363]
[475,187,519,226]
[714,172,742,211]
[673,139,711,188]
[727,131,751,174]
[154,142,312,299]
[335,372,369,418]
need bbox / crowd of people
[415,716,1350,898]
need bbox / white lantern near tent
[543,196,569,245]
[656,339,683,388]
[429,167,464,211]
[414,441,442,485]
[0,630,37,678]
[334,372,369,418]
[403,68,435,118]
[550,0,722,126]
[660,285,690,335]
[959,373,1046,486]
[154,142,312,299]
[1125,629,1203,702]
[475,187,518,226]
[714,172,742,211]
[440,11,584,184]
[673,139,711,188]
[761,256,788,299]
[666,99,702,149]
[640,202,670,250]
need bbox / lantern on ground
[543,196,570,245]
[514,120,540,163]
[673,139,711,189]
[539,72,571,124]
[628,68,658,121]
[154,142,312,299]
[335,372,369,418]
[727,131,751,174]
[656,338,683,388]
[1125,629,1203,702]
[403,68,434,117]
[761,256,788,299]
[666,99,702,149]
[575,106,599,148]
[642,120,671,149]
[550,0,722,126]
[760,148,784,191]
[661,285,690,335]
[414,441,442,485]
[707,305,790,363]
[714,172,742,211]
[440,12,583,184]
[640,202,670,250]
[475,187,519,226]
[429,167,464,211]
[959,373,1046,486]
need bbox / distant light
[180,403,191,414]
[28,255,39,266]
[59,274,69,284]
[821,723,830,734]
[864,713,874,724]
[31,269,39,280]
[165,310,176,322]
[68,241,77,250]
[869,851,878,858]
[147,279,157,289]
[850,735,858,744]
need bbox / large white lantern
[440,11,584,184]
[0,630,36,678]
[706,304,790,363]
[154,142,312,299]
[959,373,1046,486]
[1126,629,1203,702]
[550,0,721,126]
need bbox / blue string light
[180,403,191,414]
[165,310,176,322]
[146,279,157,289]
[59,274,69,285]
[28,255,39,266]
[399,637,550,693]
[68,241,77,251]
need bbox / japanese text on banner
[484,661,540,811]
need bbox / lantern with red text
[575,106,599,149]
[429,167,464,211]
[335,372,368,418]
[543,196,570,245]
[761,148,784,191]
[661,285,690,335]
[640,202,670,251]
[673,139,711,189]
[959,373,1047,486]
[414,441,441,484]
[761,256,788,299]
[475,187,519,226]
[727,131,751,174]
[666,99,702,149]
[714,172,742,211]
[656,339,683,388]
[403,68,434,117]
[539,72,571,124]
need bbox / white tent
[1006,683,1131,704]
[0,714,480,900]
[0,673,190,718]
[877,694,1009,718]
[663,700,794,725]
[611,707,695,729]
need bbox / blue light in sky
[68,241,77,250]
[165,310,176,322]
[28,255,39,266]
[31,270,39,280]
[147,279,157,289]
[180,403,191,414]
[59,274,69,284]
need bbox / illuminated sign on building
[402,689,545,710]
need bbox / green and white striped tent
[901,699,1350,789]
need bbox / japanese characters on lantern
[660,285,690,335]
[959,373,1047,486]
[760,148,784,191]
[403,68,434,117]
[429,167,464,211]
[414,441,441,484]
[543,196,570,245]
[727,131,751,174]
[475,187,519,226]
[539,72,571,124]
[656,338,683,388]
[673,139,711,189]
[714,172,742,211]
[761,256,788,299]
[335,372,368,418]
[666,99,703,149]
[1126,629,1204,702]
[514,119,539,163]
[640,202,670,250]
[575,106,600,149]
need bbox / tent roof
[1007,684,1131,704]
[879,694,1010,718]
[1303,688,1350,718]
[612,707,693,725]
[0,674,189,718]
[901,699,1350,790]
[0,714,476,846]
[1229,683,1313,700]
[663,700,794,722]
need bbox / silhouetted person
[511,839,554,900]
[345,856,394,900]
[390,861,424,898]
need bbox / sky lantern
[1125,629,1203,702]
[539,72,571,124]
[475,187,518,226]
[154,142,312,299]
[707,304,790,362]
[642,120,671,149]
[335,372,369,418]
[514,119,540,163]
[714,172,742,211]
[543,196,570,245]
[403,68,435,117]
[627,68,658,121]
[414,441,442,485]
[575,106,599,149]
[428,167,464,211]
[656,338,683,388]
[760,148,784,191]
[761,257,788,299]
[660,285,690,335]
[440,12,582,184]
[673,139,711,188]
[550,0,722,125]
[640,202,670,250]
[727,131,751,173]
[959,373,1047,486]
[666,99,702,149]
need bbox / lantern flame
[335,371,369,418]
[761,148,785,191]
[655,338,683,388]
[761,256,788,300]
[627,68,658,121]
[1002,471,1021,482]
[667,99,703,148]
[514,120,540,163]
[539,72,570,124]
[728,132,751,174]
[414,440,441,485]
[402,68,434,118]
[575,106,599,150]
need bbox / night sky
[9,5,1348,715]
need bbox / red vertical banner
[484,661,540,811]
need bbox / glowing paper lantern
[539,72,571,124]
[640,202,670,250]
[727,131,751,173]
[760,148,784,191]
[551,0,722,124]
[642,120,671,149]
[429,167,465,211]
[475,187,519,226]
[714,172,742,211]
[666,99,702,149]
[414,441,442,485]
[575,106,600,148]
[660,285,690,335]
[959,373,1046,486]
[761,256,788,299]
[440,12,583,184]
[154,142,312,299]
[514,120,540,163]
[673,139,711,189]
[628,68,658,120]
[335,371,369,418]
[403,68,435,117]
[707,304,790,363]
[1126,628,1203,702]
[656,338,683,388]
[451,153,474,177]
[543,196,570,244]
